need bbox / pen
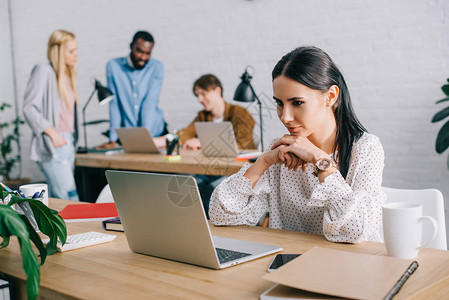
[168,135,180,155]
[0,181,13,193]
[17,190,26,198]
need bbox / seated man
[179,74,255,150]
[99,30,167,149]
[178,74,256,217]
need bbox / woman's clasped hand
[265,134,329,172]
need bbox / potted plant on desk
[431,78,449,168]
[0,102,29,189]
[0,186,67,300]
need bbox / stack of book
[102,217,123,232]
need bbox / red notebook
[59,203,118,222]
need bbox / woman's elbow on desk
[323,221,382,244]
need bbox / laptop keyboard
[215,248,251,264]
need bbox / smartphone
[267,254,301,272]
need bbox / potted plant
[0,186,67,300]
[0,102,29,188]
[431,79,449,169]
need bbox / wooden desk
[75,150,245,176]
[75,150,246,202]
[2,198,449,299]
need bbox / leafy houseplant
[0,186,67,300]
[431,79,449,169]
[0,102,25,181]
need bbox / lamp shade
[233,67,264,151]
[95,80,113,105]
[77,79,114,153]
[233,70,255,102]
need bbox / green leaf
[1,190,8,201]
[18,214,47,265]
[0,234,10,248]
[436,120,449,153]
[101,130,110,138]
[8,196,67,255]
[0,186,67,299]
[432,106,449,122]
[0,102,24,180]
[32,202,66,254]
[0,205,40,300]
[436,97,449,104]
[443,84,449,96]
[0,103,11,110]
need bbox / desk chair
[382,186,447,250]
[96,184,114,203]
[258,212,269,227]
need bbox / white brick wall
[0,0,15,117]
[4,0,449,244]
[0,0,20,179]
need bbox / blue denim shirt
[106,56,165,141]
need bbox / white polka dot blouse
[209,133,386,243]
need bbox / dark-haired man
[179,74,255,150]
[178,74,255,218]
[99,31,167,149]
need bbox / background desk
[1,198,449,299]
[75,150,246,202]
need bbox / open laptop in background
[194,121,261,158]
[106,170,282,269]
[115,127,162,154]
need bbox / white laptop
[105,170,282,269]
[115,127,161,153]
[194,121,260,158]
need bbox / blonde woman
[23,29,79,201]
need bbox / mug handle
[417,216,438,249]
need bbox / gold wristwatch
[312,157,335,177]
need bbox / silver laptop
[115,127,161,153]
[106,170,282,269]
[195,121,259,157]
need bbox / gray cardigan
[23,63,78,162]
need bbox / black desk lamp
[234,66,264,152]
[77,80,113,153]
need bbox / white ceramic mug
[19,183,49,206]
[383,202,438,259]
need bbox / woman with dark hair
[209,46,385,243]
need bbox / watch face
[317,158,332,171]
